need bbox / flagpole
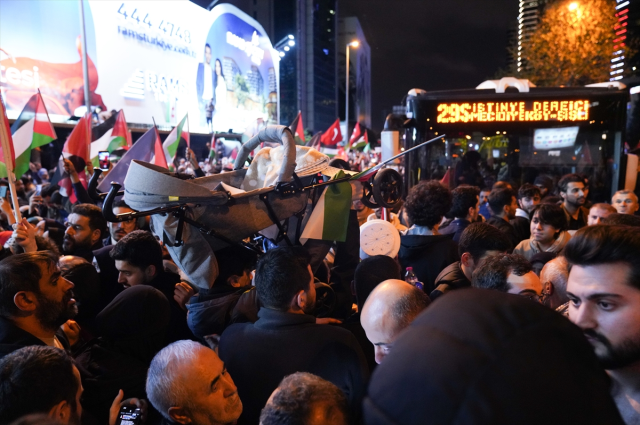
[78,0,91,115]
[0,97,22,222]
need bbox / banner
[0,1,279,134]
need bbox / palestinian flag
[90,110,131,167]
[351,129,369,150]
[163,115,189,170]
[319,119,342,157]
[0,93,16,178]
[151,127,168,169]
[9,93,56,178]
[97,126,163,193]
[52,114,92,203]
[289,111,305,145]
[348,122,363,148]
[208,133,217,161]
[299,170,352,244]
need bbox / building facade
[338,16,372,133]
[611,0,639,82]
[517,0,547,72]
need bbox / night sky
[340,0,518,129]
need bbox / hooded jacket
[398,232,459,293]
[513,231,571,261]
[363,288,624,425]
[76,286,170,424]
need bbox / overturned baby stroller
[92,125,419,289]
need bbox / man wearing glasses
[565,225,640,424]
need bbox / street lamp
[345,40,359,142]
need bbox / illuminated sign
[436,100,589,123]
[534,126,579,150]
[0,1,279,133]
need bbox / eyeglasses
[520,283,553,304]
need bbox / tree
[517,0,633,86]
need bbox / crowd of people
[0,153,640,425]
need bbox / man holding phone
[0,346,147,424]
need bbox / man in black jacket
[219,247,369,425]
[431,223,511,300]
[439,185,480,243]
[486,187,520,249]
[109,230,194,344]
[0,252,76,358]
[398,181,459,293]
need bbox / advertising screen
[533,126,579,150]
[0,0,279,134]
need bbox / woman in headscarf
[75,285,170,424]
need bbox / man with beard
[0,251,77,358]
[565,225,640,424]
[219,247,368,425]
[63,204,106,261]
[558,174,589,230]
[92,200,139,308]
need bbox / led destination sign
[436,100,589,124]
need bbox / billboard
[0,1,279,134]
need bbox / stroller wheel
[372,168,403,208]
[361,181,380,209]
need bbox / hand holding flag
[0,93,21,222]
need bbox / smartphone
[98,151,110,171]
[35,184,42,196]
[0,186,7,198]
[115,406,142,425]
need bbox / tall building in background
[517,0,547,72]
[189,0,339,133]
[301,0,339,132]
[611,0,639,82]
[338,16,371,132]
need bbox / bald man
[539,256,570,312]
[361,279,431,364]
[612,190,639,215]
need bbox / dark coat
[430,262,471,301]
[148,271,195,344]
[439,218,471,243]
[562,204,589,231]
[75,286,170,424]
[219,308,369,425]
[510,216,531,243]
[486,217,519,250]
[398,234,459,293]
[92,244,123,312]
[0,316,70,359]
[186,285,255,339]
[341,312,377,374]
[363,288,625,425]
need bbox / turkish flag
[320,119,342,146]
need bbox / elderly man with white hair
[146,340,243,425]
[360,279,431,364]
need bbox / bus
[398,78,631,202]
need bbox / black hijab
[364,288,624,425]
[96,285,170,363]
